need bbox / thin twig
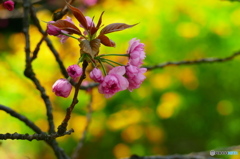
[0,129,74,141]
[57,60,89,134]
[31,35,45,61]
[72,92,93,159]
[144,51,240,70]
[0,104,42,134]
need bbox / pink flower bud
[52,79,72,98]
[47,22,61,36]
[90,68,103,83]
[67,64,83,79]
[127,38,146,67]
[125,65,147,92]
[98,66,129,98]
[3,0,14,11]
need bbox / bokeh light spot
[177,22,200,38]
[217,100,233,116]
[113,143,130,159]
[121,124,143,143]
[157,92,181,119]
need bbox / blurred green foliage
[1,0,240,159]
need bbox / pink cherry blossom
[85,16,95,27]
[127,38,146,67]
[125,65,147,92]
[47,21,61,36]
[52,79,72,98]
[67,64,83,79]
[57,16,74,43]
[3,0,14,11]
[47,16,74,43]
[90,68,104,83]
[98,66,129,98]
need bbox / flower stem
[102,60,116,67]
[98,59,107,76]
[101,58,125,66]
[85,54,96,67]
[61,33,79,40]
[97,54,129,58]
[78,54,86,64]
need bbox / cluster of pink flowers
[89,39,147,98]
[49,3,147,98]
[2,0,14,11]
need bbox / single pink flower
[125,65,147,92]
[47,21,61,36]
[90,68,103,83]
[99,66,129,98]
[67,64,83,79]
[127,38,146,67]
[52,79,72,98]
[57,16,74,43]
[47,16,74,43]
[3,0,14,11]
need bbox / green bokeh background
[0,0,240,158]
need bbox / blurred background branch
[145,51,240,70]
[72,91,93,159]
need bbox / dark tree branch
[0,104,42,134]
[52,0,75,21]
[22,1,69,159]
[0,104,73,157]
[144,51,240,70]
[31,35,45,61]
[29,6,69,78]
[58,60,89,134]
[23,5,55,134]
[72,92,93,159]
[0,129,74,141]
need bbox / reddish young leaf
[67,3,88,30]
[100,23,137,35]
[96,11,105,28]
[97,34,116,47]
[51,20,82,35]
